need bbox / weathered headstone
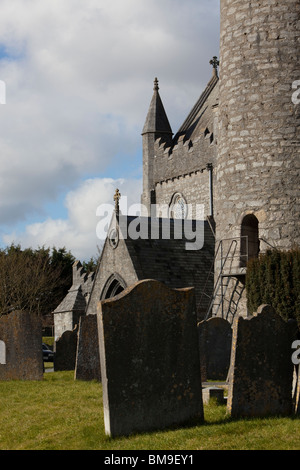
[0,310,43,380]
[75,315,101,381]
[198,317,232,381]
[97,279,203,437]
[227,305,297,418]
[54,325,78,371]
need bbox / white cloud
[3,177,143,260]
[0,0,220,254]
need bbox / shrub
[246,248,300,325]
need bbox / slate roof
[173,71,219,145]
[53,284,86,314]
[118,215,215,315]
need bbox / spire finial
[114,188,121,213]
[154,77,159,91]
[209,56,219,76]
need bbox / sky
[0,0,220,261]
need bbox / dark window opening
[240,214,259,267]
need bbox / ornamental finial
[114,188,121,213]
[209,56,219,76]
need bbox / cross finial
[114,188,121,213]
[209,56,219,75]
[154,77,159,91]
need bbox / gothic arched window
[169,193,188,220]
[100,273,127,300]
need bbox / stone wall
[154,170,213,220]
[86,219,138,316]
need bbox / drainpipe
[206,163,214,218]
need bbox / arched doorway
[100,274,126,300]
[240,214,259,266]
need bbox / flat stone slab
[202,386,225,404]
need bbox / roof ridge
[176,73,219,136]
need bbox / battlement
[153,121,217,184]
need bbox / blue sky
[0,0,220,260]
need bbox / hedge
[246,248,300,325]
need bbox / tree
[0,244,75,317]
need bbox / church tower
[212,0,300,319]
[216,0,300,250]
[141,78,173,214]
[215,0,300,264]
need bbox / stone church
[54,0,300,339]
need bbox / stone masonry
[216,0,300,250]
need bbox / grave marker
[97,279,203,437]
[227,305,297,417]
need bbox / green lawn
[0,371,299,450]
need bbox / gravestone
[54,325,78,371]
[0,310,43,380]
[75,315,101,381]
[0,340,5,364]
[198,317,232,381]
[97,279,203,437]
[227,304,297,418]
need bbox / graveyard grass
[0,372,300,450]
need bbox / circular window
[108,228,119,249]
[169,194,188,219]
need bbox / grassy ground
[0,371,300,450]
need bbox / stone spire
[141,78,173,215]
[142,78,173,136]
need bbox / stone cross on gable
[210,56,219,75]
[114,188,121,213]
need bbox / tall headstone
[227,305,297,418]
[97,280,203,437]
[75,315,101,381]
[198,317,232,381]
[0,310,43,380]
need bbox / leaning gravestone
[227,304,297,418]
[198,317,232,381]
[0,310,43,380]
[75,315,101,381]
[97,279,203,437]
